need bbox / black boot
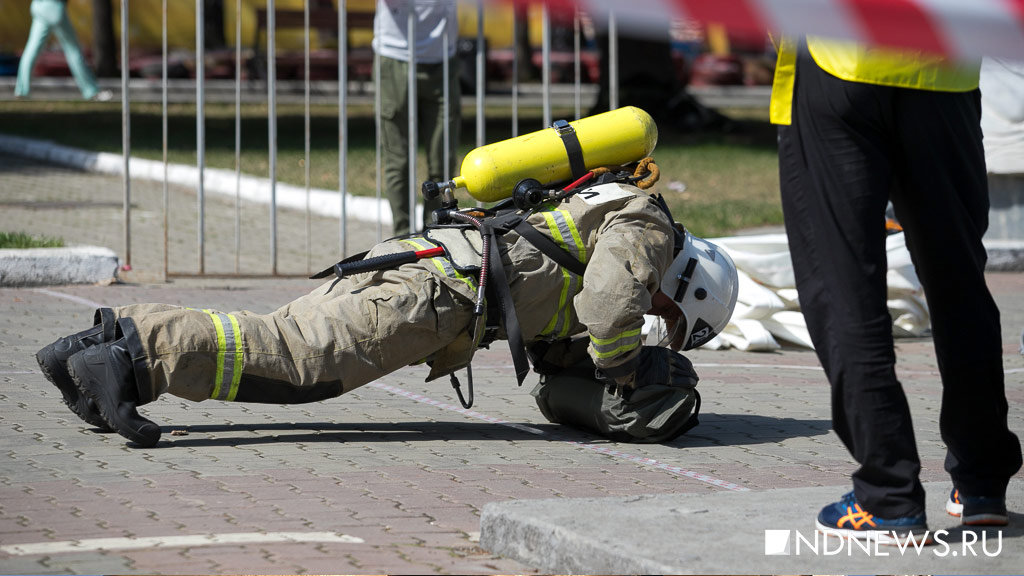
[35,309,117,431]
[67,338,161,447]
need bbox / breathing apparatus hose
[633,157,660,189]
[441,209,492,410]
[590,157,660,190]
[446,210,490,317]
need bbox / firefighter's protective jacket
[114,183,674,405]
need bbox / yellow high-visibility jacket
[770,36,982,125]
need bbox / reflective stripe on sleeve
[204,310,243,401]
[539,208,586,338]
[589,327,642,359]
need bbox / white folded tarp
[645,232,930,352]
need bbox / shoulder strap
[513,219,587,277]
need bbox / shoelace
[838,502,878,530]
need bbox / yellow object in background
[1,0,525,55]
[452,106,658,203]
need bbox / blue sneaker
[946,488,1008,526]
[816,491,931,544]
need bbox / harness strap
[514,219,587,277]
[553,120,587,180]
[480,221,531,385]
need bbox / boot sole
[36,347,113,432]
[67,354,161,448]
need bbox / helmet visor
[650,315,689,352]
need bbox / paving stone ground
[1,149,1023,574]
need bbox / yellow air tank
[451,106,658,202]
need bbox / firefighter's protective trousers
[111,185,674,405]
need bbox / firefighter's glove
[528,338,590,376]
[596,359,638,398]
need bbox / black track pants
[778,48,1022,517]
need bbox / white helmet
[659,232,739,350]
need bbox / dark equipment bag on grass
[531,346,701,443]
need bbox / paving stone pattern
[1,151,1023,573]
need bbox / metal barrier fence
[115,0,617,278]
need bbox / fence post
[120,0,131,270]
[339,0,349,257]
[196,0,206,274]
[268,0,278,274]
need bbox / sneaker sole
[962,513,1009,526]
[946,499,963,517]
[36,348,113,431]
[67,355,160,448]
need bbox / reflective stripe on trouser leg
[123,267,475,404]
[203,310,243,401]
[115,305,243,401]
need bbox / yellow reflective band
[204,309,227,400]
[590,328,643,359]
[563,215,586,264]
[400,238,445,278]
[591,340,641,359]
[226,313,243,402]
[541,268,572,336]
[539,209,585,337]
[400,238,478,292]
[590,328,642,346]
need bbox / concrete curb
[0,246,119,287]
[987,240,1024,271]
[480,481,1024,574]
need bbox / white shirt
[980,58,1024,175]
[372,0,458,64]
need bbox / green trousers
[377,55,461,235]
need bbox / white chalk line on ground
[368,381,751,492]
[694,362,1024,375]
[481,362,1024,375]
[0,531,364,556]
[32,287,110,311]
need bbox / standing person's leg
[378,55,412,235]
[890,88,1022,507]
[779,48,926,518]
[418,59,461,228]
[50,0,99,100]
[14,1,54,97]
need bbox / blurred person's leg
[50,0,98,99]
[14,1,55,97]
[778,47,925,518]
[418,59,461,227]
[890,88,1022,499]
[378,55,412,235]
